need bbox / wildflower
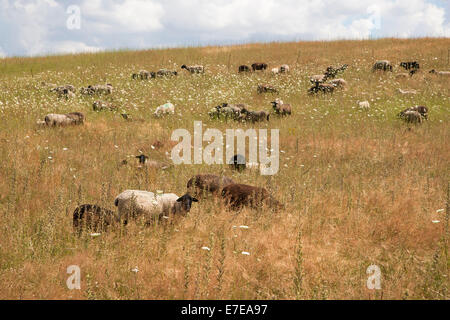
[432,220,440,223]
[201,246,211,251]
[241,251,250,255]
[239,225,249,229]
[90,233,101,237]
[131,266,139,273]
[436,209,444,213]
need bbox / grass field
[0,38,449,299]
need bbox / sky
[0,0,449,57]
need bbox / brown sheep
[221,183,283,211]
[187,174,235,197]
[398,105,428,120]
[73,204,121,235]
[329,78,348,90]
[251,62,268,71]
[93,100,118,112]
[257,84,278,94]
[308,83,335,94]
[238,65,250,73]
[271,99,291,116]
[240,108,270,122]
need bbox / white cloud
[0,0,448,57]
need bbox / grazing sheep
[251,62,268,71]
[156,69,178,77]
[80,84,113,95]
[271,99,292,116]
[44,112,85,126]
[221,183,283,211]
[329,78,348,90]
[187,174,235,197]
[50,84,76,94]
[181,64,204,74]
[154,102,175,117]
[134,154,172,170]
[429,69,450,76]
[209,103,245,120]
[357,100,370,110]
[73,204,120,235]
[240,108,270,122]
[271,67,280,75]
[308,83,335,94]
[93,100,118,112]
[114,190,198,223]
[280,64,290,73]
[309,74,328,84]
[132,70,154,80]
[372,60,393,72]
[400,61,419,70]
[398,88,417,95]
[398,105,428,120]
[238,65,250,73]
[398,110,424,124]
[230,154,246,172]
[257,84,278,94]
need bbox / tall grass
[0,38,449,299]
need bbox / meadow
[0,38,448,299]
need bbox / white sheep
[429,69,450,77]
[44,112,85,126]
[357,100,370,110]
[271,67,280,75]
[154,102,175,117]
[280,64,290,73]
[114,190,198,223]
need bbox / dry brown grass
[0,38,449,299]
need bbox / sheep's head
[181,65,187,69]
[176,193,198,214]
[135,154,149,164]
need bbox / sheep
[309,74,328,84]
[271,67,280,75]
[398,110,424,124]
[240,108,270,123]
[398,88,417,95]
[372,60,393,72]
[357,100,370,110]
[221,183,283,211]
[181,64,204,74]
[230,154,246,172]
[400,61,419,70]
[238,65,250,73]
[280,64,290,73]
[154,102,175,117]
[187,174,235,197]
[80,84,113,95]
[308,83,335,94]
[134,154,172,170]
[114,190,198,224]
[156,69,178,77]
[50,84,76,94]
[251,62,268,71]
[325,64,348,78]
[271,99,291,116]
[329,78,348,90]
[257,84,278,94]
[132,70,154,80]
[44,112,85,126]
[73,204,120,235]
[398,105,428,120]
[92,100,118,112]
[429,69,450,76]
[209,103,244,120]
